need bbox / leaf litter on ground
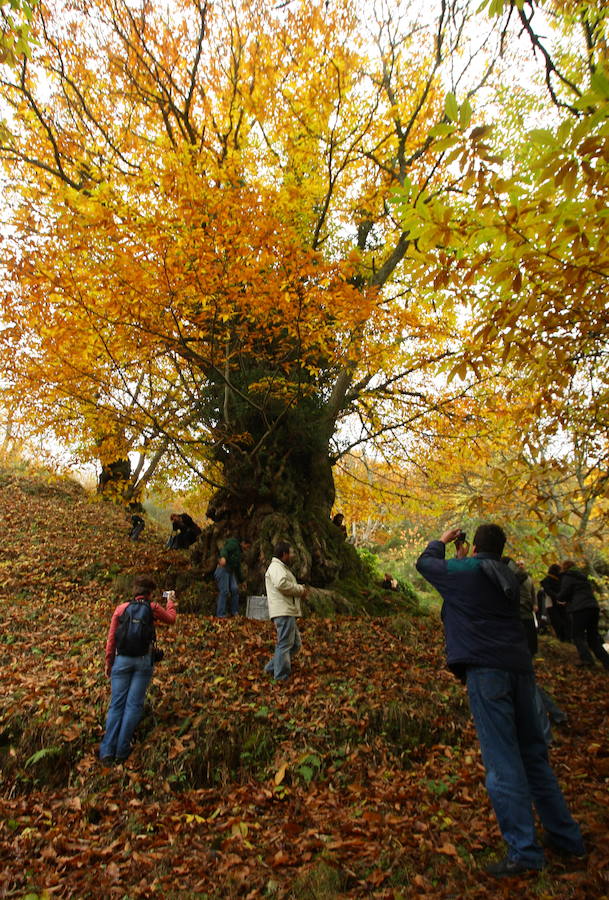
[0,466,608,898]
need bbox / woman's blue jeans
[466,667,584,865]
[100,655,153,760]
[264,616,301,681]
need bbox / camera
[455,531,467,544]
[162,590,170,599]
[153,648,164,663]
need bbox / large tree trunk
[191,412,361,592]
[97,458,132,498]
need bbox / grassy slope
[0,465,608,899]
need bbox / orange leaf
[438,842,458,856]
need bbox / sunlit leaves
[0,0,475,500]
[0,0,37,64]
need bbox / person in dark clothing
[332,512,348,538]
[558,560,609,669]
[128,514,145,541]
[541,564,569,642]
[381,573,399,590]
[416,523,585,877]
[167,512,201,549]
[214,536,251,617]
[504,559,567,739]
[504,557,537,656]
[535,587,550,635]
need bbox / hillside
[0,465,608,899]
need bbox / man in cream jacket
[264,541,309,682]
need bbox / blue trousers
[264,616,302,681]
[466,667,584,866]
[100,654,153,760]
[214,565,239,617]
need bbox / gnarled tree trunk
[191,407,362,593]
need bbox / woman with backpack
[99,575,177,763]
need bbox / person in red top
[100,575,177,763]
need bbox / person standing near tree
[541,564,569,642]
[167,512,201,549]
[264,541,309,682]
[128,513,145,541]
[558,560,609,670]
[100,576,177,763]
[332,512,348,538]
[416,524,585,877]
[215,536,251,617]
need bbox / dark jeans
[129,521,144,541]
[548,605,570,642]
[571,606,609,668]
[168,530,198,549]
[466,667,584,865]
[214,566,239,617]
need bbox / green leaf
[25,746,61,768]
[445,92,459,122]
[297,764,314,784]
[459,98,473,129]
[429,123,457,138]
[528,129,557,147]
[591,69,609,101]
[177,716,192,736]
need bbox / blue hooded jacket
[416,540,533,681]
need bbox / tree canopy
[1,0,608,574]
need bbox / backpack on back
[115,598,156,657]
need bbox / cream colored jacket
[265,556,306,618]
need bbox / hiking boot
[485,857,542,878]
[541,832,587,860]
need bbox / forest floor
[1,464,608,899]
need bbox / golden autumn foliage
[0,0,608,568]
[0,0,486,519]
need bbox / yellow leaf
[274,762,288,785]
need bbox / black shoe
[541,832,587,859]
[99,756,114,764]
[485,857,542,878]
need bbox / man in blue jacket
[416,523,585,877]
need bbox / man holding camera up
[416,524,585,877]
